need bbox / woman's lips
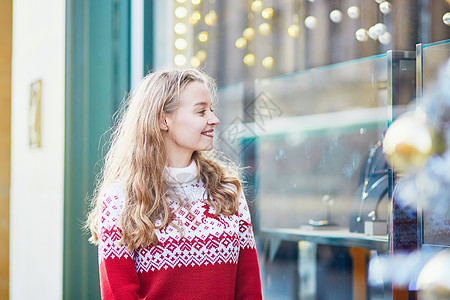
[202,129,214,138]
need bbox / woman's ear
[159,116,169,131]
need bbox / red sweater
[98,165,262,299]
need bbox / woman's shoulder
[99,179,127,224]
[101,179,126,206]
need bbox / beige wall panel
[0,0,12,299]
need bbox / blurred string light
[197,31,208,42]
[174,54,187,66]
[237,0,397,55]
[352,22,392,45]
[241,2,257,67]
[190,0,216,68]
[174,23,187,35]
[444,12,450,26]
[174,0,188,68]
[175,6,188,18]
[235,37,247,49]
[355,28,369,42]
[262,7,274,19]
[304,16,317,29]
[262,56,274,69]
[341,1,392,45]
[243,27,256,40]
[205,10,218,26]
[174,38,188,50]
[368,26,378,40]
[378,32,392,45]
[379,1,392,15]
[355,23,392,45]
[243,53,256,66]
[372,23,387,36]
[288,12,301,38]
[347,6,360,19]
[196,50,207,61]
[258,22,271,35]
[288,1,301,38]
[304,0,317,29]
[235,27,256,50]
[288,23,301,38]
[190,56,201,68]
[329,9,343,23]
[190,10,201,25]
[355,23,391,45]
[251,0,263,13]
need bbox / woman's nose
[208,111,220,125]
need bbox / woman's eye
[198,108,214,115]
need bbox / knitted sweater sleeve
[97,182,140,300]
[235,192,263,299]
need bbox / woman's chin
[200,143,214,152]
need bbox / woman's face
[163,80,220,166]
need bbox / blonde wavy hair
[86,68,242,252]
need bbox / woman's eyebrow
[194,101,210,107]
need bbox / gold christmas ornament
[383,111,433,173]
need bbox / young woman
[86,68,262,299]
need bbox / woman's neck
[166,152,193,168]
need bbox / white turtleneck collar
[164,160,199,185]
